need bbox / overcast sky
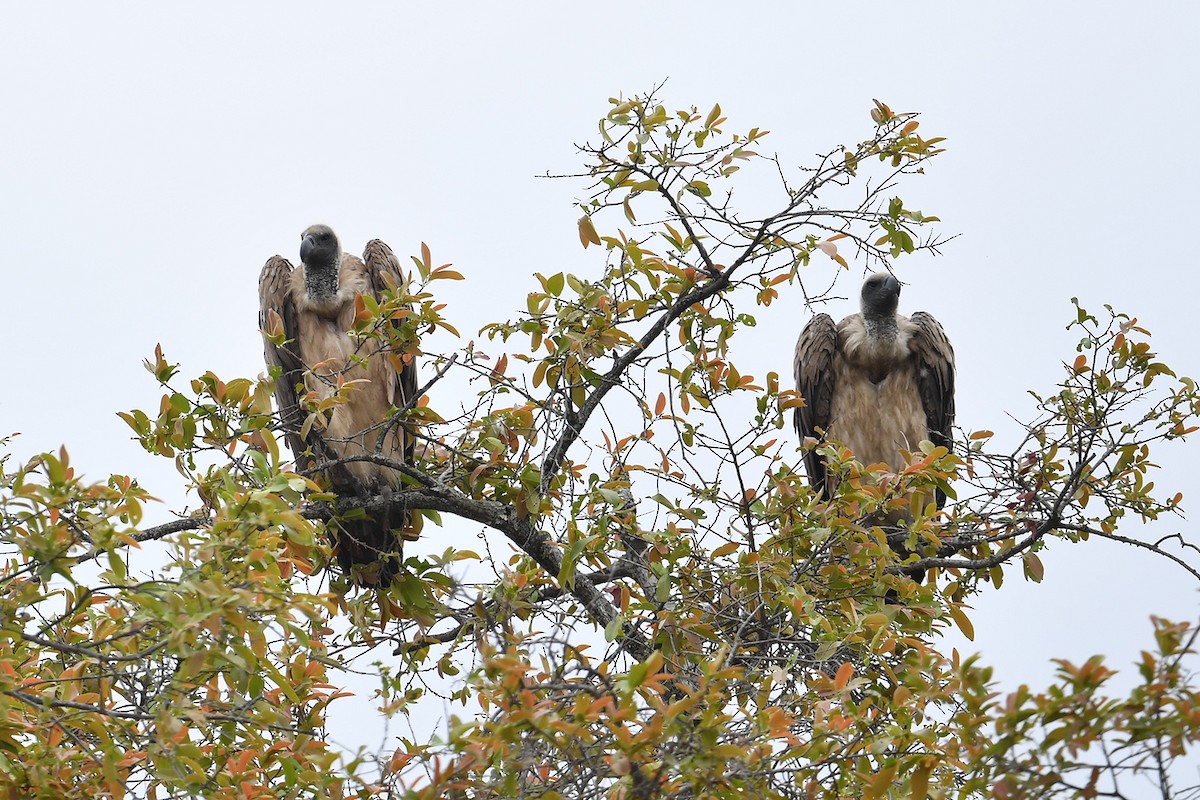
[3,1,1198,770]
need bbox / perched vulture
[793,272,955,584]
[259,224,418,586]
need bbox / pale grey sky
[3,1,1198,771]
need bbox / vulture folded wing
[907,311,955,449]
[908,310,956,506]
[361,239,420,462]
[258,255,347,480]
[258,256,310,465]
[793,313,839,498]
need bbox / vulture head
[860,272,901,319]
[300,224,342,270]
[299,224,343,301]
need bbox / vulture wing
[908,310,956,506]
[792,313,839,498]
[259,256,320,470]
[908,311,955,450]
[359,239,420,465]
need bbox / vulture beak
[883,274,901,299]
[299,233,317,265]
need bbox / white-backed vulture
[259,224,418,586]
[793,272,955,584]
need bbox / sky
[3,0,1199,775]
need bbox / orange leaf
[712,541,740,558]
[431,266,465,280]
[229,749,254,775]
[833,662,854,690]
[353,295,371,325]
[654,393,666,415]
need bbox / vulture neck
[862,312,899,341]
[303,256,341,304]
[853,312,905,383]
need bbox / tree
[1,89,1198,799]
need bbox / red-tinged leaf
[431,267,465,280]
[833,661,854,691]
[1024,552,1045,582]
[1072,354,1089,373]
[229,749,254,775]
[387,749,414,776]
[828,232,849,241]
[654,392,666,415]
[902,120,920,135]
[817,239,849,268]
[311,357,341,374]
[421,241,432,269]
[712,541,739,558]
[353,295,371,325]
[578,215,602,248]
[969,429,994,440]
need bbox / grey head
[300,224,342,271]
[859,272,901,320]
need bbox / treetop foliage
[1,89,1198,798]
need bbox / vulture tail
[331,503,408,587]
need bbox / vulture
[792,272,955,585]
[258,224,418,587]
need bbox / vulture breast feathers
[793,272,955,514]
[259,224,418,586]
